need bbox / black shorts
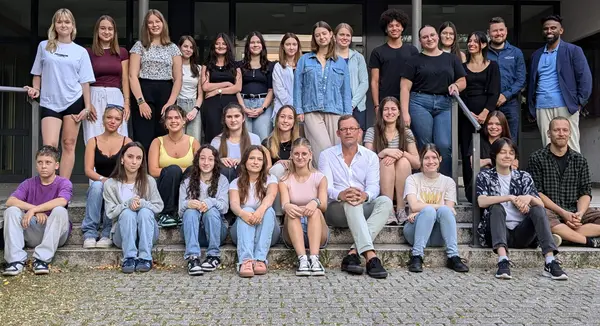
[40,96,84,120]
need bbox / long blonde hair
[266,105,300,160]
[141,9,171,49]
[46,8,77,53]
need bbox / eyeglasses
[338,127,360,133]
[106,104,124,111]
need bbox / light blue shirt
[535,43,566,109]
[272,62,294,117]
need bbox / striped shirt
[364,127,415,150]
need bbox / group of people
[0,7,595,280]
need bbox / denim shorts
[282,216,330,249]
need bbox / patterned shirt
[475,168,539,247]
[528,145,592,213]
[130,41,181,80]
[363,127,415,151]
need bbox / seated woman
[82,105,132,249]
[211,103,262,182]
[148,105,200,228]
[103,142,164,274]
[279,138,329,276]
[179,145,229,275]
[229,145,280,278]
[364,96,420,225]
[403,144,469,273]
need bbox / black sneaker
[135,259,153,273]
[408,254,423,273]
[495,259,512,279]
[543,259,568,280]
[341,253,364,275]
[447,256,469,273]
[201,256,221,272]
[33,259,49,275]
[589,237,600,248]
[188,257,203,276]
[158,214,178,228]
[122,258,136,274]
[366,257,388,279]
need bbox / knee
[489,204,505,216]
[242,207,256,214]
[374,196,393,211]
[137,208,155,221]
[395,157,412,171]
[163,165,183,176]
[203,207,221,221]
[119,209,137,222]
[183,209,200,221]
[380,160,395,174]
[5,206,22,220]
[88,181,104,193]
[307,209,323,220]
[528,206,546,219]
[61,137,77,152]
[436,205,455,217]
[419,206,437,220]
[50,206,68,216]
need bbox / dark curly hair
[187,144,221,200]
[379,8,409,33]
[541,14,562,25]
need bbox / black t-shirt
[369,43,419,101]
[469,137,493,167]
[261,138,291,164]
[238,61,273,95]
[552,152,569,176]
[401,52,466,95]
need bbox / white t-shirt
[31,40,96,112]
[230,175,278,209]
[179,64,200,100]
[498,173,524,230]
[119,182,136,202]
[211,133,262,159]
[404,172,457,205]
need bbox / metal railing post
[451,100,458,188]
[30,99,39,177]
[471,132,481,247]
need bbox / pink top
[283,171,324,206]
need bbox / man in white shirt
[319,115,393,278]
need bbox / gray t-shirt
[498,173,524,229]
[364,127,415,150]
[130,41,181,80]
[210,133,261,159]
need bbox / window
[520,5,554,43]
[194,2,229,62]
[0,0,31,38]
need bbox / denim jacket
[348,49,369,112]
[293,52,352,115]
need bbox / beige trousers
[303,112,340,165]
[536,106,580,153]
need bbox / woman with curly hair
[179,145,229,275]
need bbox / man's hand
[35,212,48,226]
[496,94,507,107]
[348,189,367,206]
[339,188,359,203]
[512,195,530,214]
[22,209,36,229]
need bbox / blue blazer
[527,40,592,117]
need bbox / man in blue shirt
[527,15,592,153]
[487,17,526,144]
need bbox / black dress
[201,66,238,144]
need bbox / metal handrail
[451,93,481,247]
[0,86,39,178]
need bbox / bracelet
[310,198,321,207]
[193,106,201,112]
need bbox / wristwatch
[193,106,201,112]
[311,198,321,207]
[136,97,145,105]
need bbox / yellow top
[158,136,195,169]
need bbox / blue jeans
[403,206,459,258]
[182,207,227,259]
[230,207,280,264]
[409,92,452,176]
[498,99,520,144]
[113,208,159,261]
[82,181,112,240]
[243,97,273,140]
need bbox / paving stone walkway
[1,267,598,325]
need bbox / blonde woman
[26,8,95,179]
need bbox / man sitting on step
[2,146,72,276]
[528,116,600,248]
[476,137,567,280]
[319,115,393,279]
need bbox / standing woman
[460,31,501,202]
[201,33,242,143]
[104,142,164,274]
[439,21,467,63]
[27,8,95,179]
[400,25,466,177]
[272,33,301,117]
[177,35,204,141]
[364,97,420,223]
[84,15,130,144]
[129,9,182,151]
[229,145,280,278]
[148,105,201,228]
[335,23,369,131]
[294,21,352,162]
[82,105,132,249]
[237,31,274,140]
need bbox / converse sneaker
[187,257,203,276]
[309,255,325,276]
[83,238,97,249]
[157,214,178,228]
[495,259,512,279]
[201,256,221,272]
[543,259,568,280]
[2,261,25,276]
[33,259,49,275]
[96,237,112,248]
[296,255,311,276]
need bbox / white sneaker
[96,237,112,248]
[309,255,325,276]
[296,255,311,276]
[83,238,97,249]
[552,234,562,247]
[3,261,25,276]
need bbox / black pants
[220,165,238,182]
[157,165,191,216]
[201,94,237,144]
[485,204,557,256]
[131,79,171,151]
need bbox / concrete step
[65,222,476,246]
[9,244,600,269]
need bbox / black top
[209,65,236,84]
[469,137,493,163]
[239,61,273,95]
[461,61,501,114]
[552,152,569,176]
[369,43,419,101]
[262,138,291,164]
[401,52,466,95]
[95,137,126,177]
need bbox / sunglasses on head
[106,104,124,111]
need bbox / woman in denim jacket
[293,21,352,162]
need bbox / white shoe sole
[495,273,512,279]
[83,241,96,249]
[296,270,311,276]
[188,270,204,276]
[2,270,22,276]
[34,269,49,275]
[95,242,112,249]
[552,234,562,247]
[542,270,568,280]
[310,270,325,276]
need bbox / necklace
[168,133,184,144]
[281,140,291,152]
